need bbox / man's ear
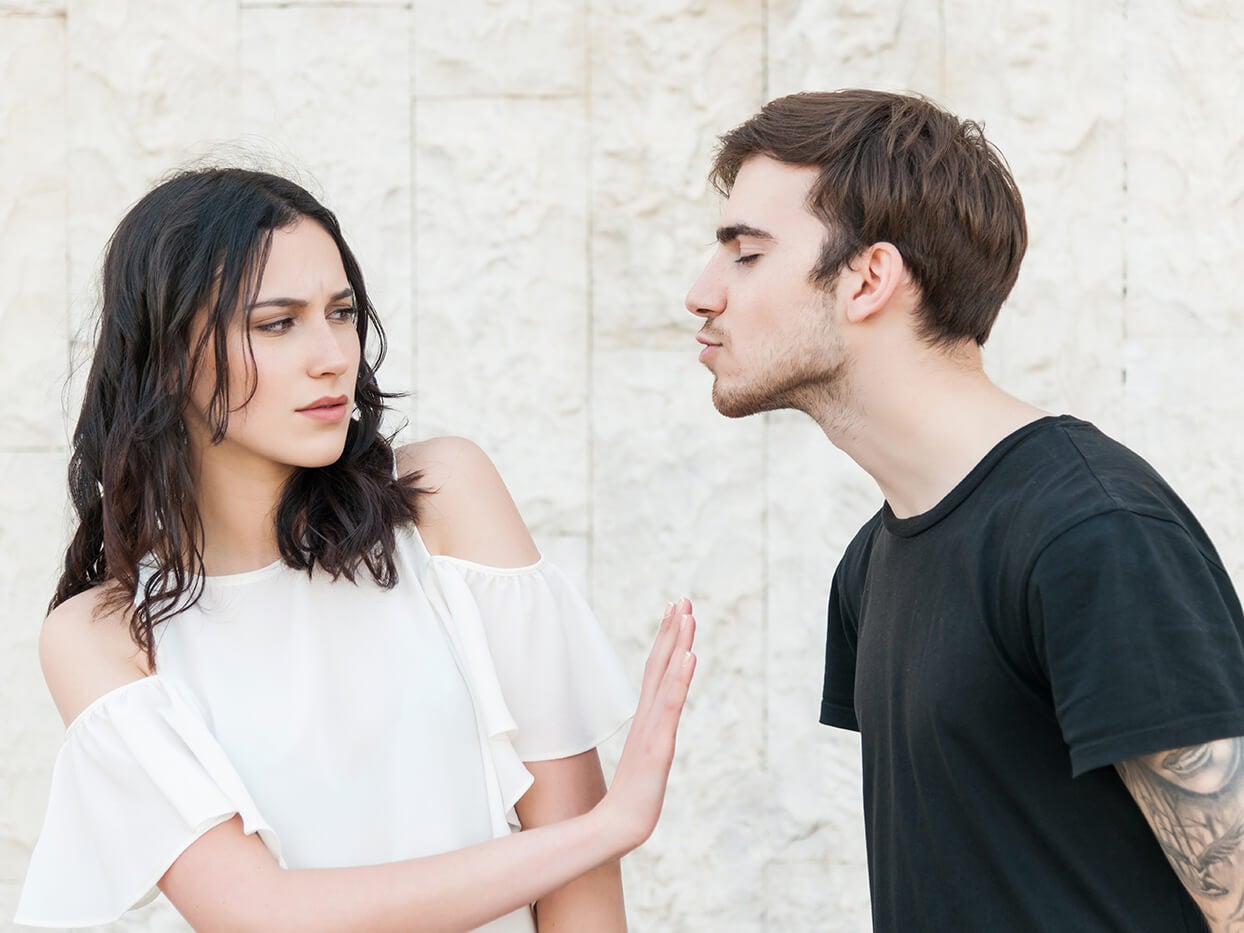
[843,242,906,324]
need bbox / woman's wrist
[587,793,649,859]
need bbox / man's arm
[1117,737,1244,931]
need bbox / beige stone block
[763,852,873,932]
[242,0,406,5]
[61,341,92,457]
[1124,1,1244,339]
[942,0,1120,125]
[943,2,1126,431]
[0,1,62,12]
[66,0,241,338]
[590,350,765,644]
[763,721,871,930]
[414,0,584,97]
[0,16,68,447]
[1122,336,1244,584]
[592,348,769,931]
[941,0,1127,434]
[0,452,68,919]
[240,5,415,426]
[764,411,874,926]
[590,1,764,350]
[591,1,762,101]
[414,97,588,536]
[766,0,942,97]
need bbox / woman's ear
[843,242,906,324]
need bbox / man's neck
[812,347,1049,519]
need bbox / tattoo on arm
[1117,737,1244,930]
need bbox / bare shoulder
[397,437,540,568]
[40,585,149,727]
[395,435,487,485]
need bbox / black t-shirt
[821,416,1244,932]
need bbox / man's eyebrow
[249,287,354,310]
[716,224,775,245]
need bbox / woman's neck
[189,442,294,575]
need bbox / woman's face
[184,219,362,477]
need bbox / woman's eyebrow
[249,287,355,310]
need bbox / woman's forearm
[284,808,627,933]
[166,805,632,933]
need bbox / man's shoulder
[1052,418,1193,511]
[999,418,1222,575]
[1051,419,1181,507]
[990,417,1183,530]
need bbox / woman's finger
[636,600,682,720]
[635,610,696,754]
[659,612,696,717]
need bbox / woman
[16,168,696,931]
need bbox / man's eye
[735,254,760,265]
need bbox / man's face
[685,155,849,419]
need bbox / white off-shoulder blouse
[16,524,636,931]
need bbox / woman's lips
[297,396,349,423]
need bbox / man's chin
[711,384,778,419]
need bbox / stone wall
[1,2,1241,930]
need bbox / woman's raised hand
[595,598,697,852]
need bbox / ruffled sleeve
[437,556,638,761]
[15,676,283,928]
[402,524,635,769]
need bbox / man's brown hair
[710,89,1027,346]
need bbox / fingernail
[679,614,690,630]
[682,651,694,667]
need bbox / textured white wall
[2,2,1242,931]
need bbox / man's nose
[685,265,725,319]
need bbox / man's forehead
[720,156,821,236]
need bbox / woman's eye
[256,317,294,333]
[736,254,760,265]
[330,306,359,323]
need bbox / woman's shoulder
[397,437,540,568]
[40,585,149,727]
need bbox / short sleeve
[821,516,882,732]
[16,676,282,928]
[820,564,861,731]
[432,557,637,762]
[1029,509,1244,776]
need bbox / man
[686,88,1244,932]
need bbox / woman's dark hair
[710,89,1028,347]
[52,167,424,666]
